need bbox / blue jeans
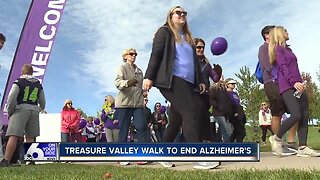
[214,116,232,142]
[116,108,149,142]
[61,132,69,142]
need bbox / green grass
[1,126,319,179]
[1,164,320,180]
[254,126,320,152]
[307,126,320,149]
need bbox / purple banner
[1,0,67,125]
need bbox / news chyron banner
[24,143,259,162]
[0,0,67,125]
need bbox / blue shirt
[172,35,195,84]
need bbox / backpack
[255,61,264,84]
[255,61,279,84]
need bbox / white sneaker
[193,162,220,170]
[269,135,282,157]
[159,162,175,167]
[119,162,130,166]
[268,135,274,145]
[297,146,320,157]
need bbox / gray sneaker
[286,142,299,153]
[193,162,220,170]
[269,135,283,157]
[297,146,320,157]
[0,159,11,167]
[272,146,296,156]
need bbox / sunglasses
[172,10,187,17]
[66,103,72,105]
[196,46,205,50]
[156,105,161,107]
[261,104,267,106]
[127,52,137,56]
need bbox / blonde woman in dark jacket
[143,6,219,170]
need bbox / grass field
[0,126,319,179]
[260,126,320,152]
[0,163,320,180]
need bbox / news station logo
[24,143,58,161]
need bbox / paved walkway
[84,152,320,171]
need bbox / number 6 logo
[26,143,44,160]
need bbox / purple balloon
[211,37,228,55]
[79,118,87,129]
[94,118,100,125]
[160,105,166,114]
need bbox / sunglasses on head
[196,46,205,50]
[128,52,137,56]
[172,10,187,17]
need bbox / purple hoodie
[275,45,302,94]
[101,105,119,129]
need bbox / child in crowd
[85,117,97,142]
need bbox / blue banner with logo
[24,143,58,161]
[58,143,259,162]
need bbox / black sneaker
[0,159,11,167]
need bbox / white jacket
[258,109,272,126]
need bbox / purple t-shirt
[228,91,240,105]
[275,45,302,94]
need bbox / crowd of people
[1,5,320,169]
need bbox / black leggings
[260,125,273,142]
[199,93,212,142]
[277,89,309,146]
[230,120,246,142]
[160,76,204,142]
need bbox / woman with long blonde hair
[143,6,220,169]
[268,26,320,157]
